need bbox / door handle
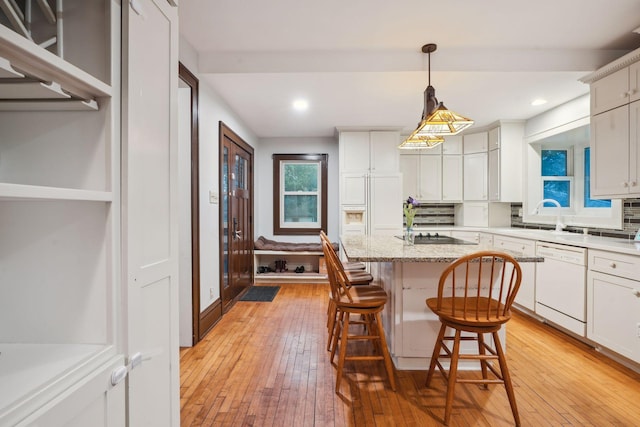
[234,230,242,239]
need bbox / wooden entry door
[220,123,254,311]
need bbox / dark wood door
[220,123,254,311]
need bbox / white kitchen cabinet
[399,152,442,201]
[583,48,640,198]
[463,151,488,200]
[587,249,640,364]
[493,235,536,311]
[590,101,640,197]
[590,62,640,115]
[0,1,179,425]
[454,202,511,227]
[339,130,402,236]
[463,131,488,154]
[339,130,400,173]
[442,154,463,201]
[488,122,524,202]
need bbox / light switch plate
[209,190,218,204]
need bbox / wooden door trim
[219,121,255,311]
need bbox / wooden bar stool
[322,239,396,393]
[320,231,373,351]
[425,251,522,426]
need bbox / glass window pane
[284,195,318,222]
[584,147,611,208]
[543,180,570,207]
[235,155,246,190]
[284,163,318,192]
[541,150,568,176]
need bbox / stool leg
[493,331,521,427]
[444,329,462,426]
[327,299,337,351]
[477,332,489,389]
[375,311,396,391]
[330,310,344,364]
[335,311,351,393]
[426,323,447,387]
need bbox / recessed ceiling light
[292,99,309,111]
[531,98,547,106]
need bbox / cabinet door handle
[620,92,629,98]
[623,182,629,187]
[631,181,637,187]
[633,289,640,298]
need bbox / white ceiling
[178,0,640,139]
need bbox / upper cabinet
[590,62,640,115]
[398,135,463,202]
[463,131,488,201]
[339,130,400,174]
[582,48,640,198]
[488,122,524,202]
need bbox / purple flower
[406,196,419,207]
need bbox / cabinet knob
[620,92,629,98]
[609,262,617,268]
[633,289,640,298]
[631,181,638,187]
[623,182,629,187]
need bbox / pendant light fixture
[399,43,473,149]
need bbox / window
[524,123,621,230]
[541,149,572,207]
[273,153,328,235]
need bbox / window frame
[273,153,328,235]
[524,123,622,230]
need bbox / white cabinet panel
[591,104,633,197]
[370,173,403,234]
[463,131,488,154]
[488,148,500,201]
[419,155,442,201]
[463,151,488,200]
[493,236,536,311]
[399,155,419,199]
[370,131,400,172]
[341,173,367,205]
[339,131,371,173]
[442,155,463,201]
[591,68,631,115]
[587,271,640,363]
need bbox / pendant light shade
[399,43,473,148]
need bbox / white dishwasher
[535,241,588,336]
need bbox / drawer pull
[609,262,617,268]
[633,290,640,298]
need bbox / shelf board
[0,98,98,111]
[0,183,112,202]
[0,25,112,100]
[255,272,328,283]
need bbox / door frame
[219,122,255,311]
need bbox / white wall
[255,137,340,243]
[179,36,258,312]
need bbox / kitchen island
[340,234,542,370]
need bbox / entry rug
[240,286,280,302]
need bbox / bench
[253,236,337,283]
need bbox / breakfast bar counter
[340,234,542,370]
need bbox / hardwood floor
[180,283,640,426]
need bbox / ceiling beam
[198,48,629,74]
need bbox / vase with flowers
[403,196,419,245]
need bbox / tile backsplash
[408,200,640,240]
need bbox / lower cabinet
[5,356,125,427]
[587,271,640,364]
[493,235,536,311]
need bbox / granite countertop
[340,234,543,263]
